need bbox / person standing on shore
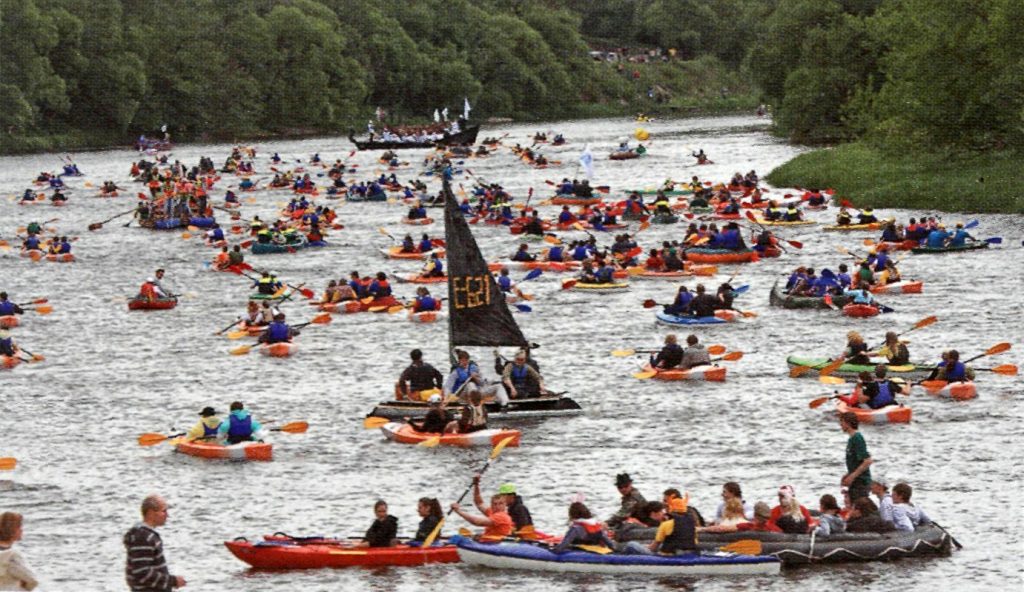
[0,512,38,591]
[124,494,186,591]
[840,413,873,501]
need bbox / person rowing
[0,330,17,357]
[418,233,434,253]
[253,271,282,296]
[0,293,24,317]
[663,286,692,316]
[762,200,783,221]
[138,277,168,301]
[844,281,878,307]
[443,350,501,404]
[186,406,222,441]
[258,313,298,344]
[853,366,907,409]
[501,350,546,404]
[420,252,444,279]
[522,211,545,236]
[948,222,975,247]
[368,272,392,298]
[679,335,711,370]
[217,401,264,444]
[450,473,514,541]
[807,189,826,207]
[650,334,683,369]
[692,149,710,165]
[408,202,427,220]
[686,284,718,317]
[926,350,974,383]
[857,207,878,224]
[511,243,535,263]
[783,204,803,222]
[408,396,448,437]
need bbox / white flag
[579,144,594,179]
[433,109,440,123]
[463,97,471,120]
[442,107,449,121]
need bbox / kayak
[401,217,434,225]
[642,363,727,382]
[320,296,400,314]
[571,282,629,293]
[380,422,521,447]
[452,536,779,575]
[684,248,759,264]
[45,253,75,263]
[20,249,44,261]
[823,218,895,232]
[127,297,178,311]
[401,274,446,284]
[224,539,459,569]
[911,242,989,254]
[410,310,445,323]
[628,266,717,280]
[769,281,850,310]
[550,196,602,206]
[1,355,21,370]
[0,316,20,329]
[868,280,923,294]
[380,246,446,260]
[754,218,816,227]
[488,260,579,272]
[258,342,297,357]
[368,394,584,421]
[609,151,641,160]
[175,439,272,461]
[842,303,880,318]
[655,310,739,325]
[924,381,977,401]
[785,356,934,381]
[836,401,912,424]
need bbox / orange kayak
[224,539,459,568]
[380,423,521,447]
[258,342,297,357]
[175,439,273,461]
[836,401,911,424]
[642,363,727,382]
[0,316,20,329]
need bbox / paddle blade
[990,364,1018,376]
[543,234,561,245]
[809,396,834,409]
[561,279,577,290]
[984,342,1012,356]
[611,349,637,357]
[489,435,518,460]
[740,310,758,318]
[388,305,406,314]
[633,370,657,380]
[226,329,250,340]
[278,421,309,433]
[639,220,650,231]
[920,380,947,391]
[819,358,847,377]
[311,312,333,324]
[363,416,390,429]
[298,287,315,299]
[513,304,532,313]
[360,296,375,304]
[522,269,543,282]
[642,299,657,308]
[229,344,253,356]
[33,305,53,315]
[0,457,17,470]
[720,539,762,555]
[789,365,815,378]
[422,517,446,548]
[819,375,846,385]
[913,316,939,330]
[985,237,1002,244]
[138,433,169,446]
[707,345,726,355]
[417,436,442,448]
[721,351,744,361]
[575,544,613,555]
[787,240,804,249]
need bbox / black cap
[615,473,632,487]
[199,406,217,417]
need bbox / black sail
[443,177,529,348]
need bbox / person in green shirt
[840,412,873,501]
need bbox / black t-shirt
[364,515,398,547]
[401,362,443,392]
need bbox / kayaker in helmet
[357,500,398,548]
[397,349,444,402]
[679,335,711,370]
[550,501,615,554]
[412,497,444,544]
[650,334,683,370]
[501,350,546,401]
[217,401,263,444]
[259,313,298,344]
[185,406,221,441]
[450,480,514,541]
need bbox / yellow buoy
[635,128,650,141]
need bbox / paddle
[16,298,49,306]
[138,420,309,446]
[561,279,577,290]
[23,304,53,315]
[809,392,845,409]
[88,208,136,231]
[17,348,45,362]
[974,364,1017,375]
[363,416,391,429]
[719,539,762,555]
[916,344,1013,388]
[0,457,15,471]
[613,345,727,358]
[422,435,519,547]
[214,318,243,336]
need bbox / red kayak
[224,539,459,569]
[842,303,880,318]
[128,297,178,311]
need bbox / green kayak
[911,242,989,254]
[786,356,935,381]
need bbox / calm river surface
[1,115,1021,591]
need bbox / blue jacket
[949,229,972,247]
[926,230,949,248]
[217,410,263,439]
[266,321,291,343]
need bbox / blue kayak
[452,536,780,576]
[656,311,726,325]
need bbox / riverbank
[767,142,1023,214]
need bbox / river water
[1,115,1021,591]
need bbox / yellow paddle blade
[229,344,253,356]
[707,345,726,355]
[138,433,170,446]
[575,544,613,554]
[0,457,18,470]
[544,235,561,245]
[226,329,250,340]
[368,306,388,312]
[363,416,390,429]
[720,539,762,555]
[378,227,390,236]
[360,296,375,304]
[417,436,442,448]
[633,370,657,380]
[489,434,518,460]
[34,305,53,315]
[278,421,309,433]
[611,349,637,357]
[272,286,289,298]
[819,375,846,385]
[421,517,446,547]
[84,181,94,187]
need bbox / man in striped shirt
[124,495,186,591]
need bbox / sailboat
[366,178,583,420]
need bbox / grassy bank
[767,142,1023,214]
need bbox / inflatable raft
[630,266,717,280]
[368,394,583,421]
[836,401,911,424]
[655,311,738,325]
[769,281,850,310]
[684,248,759,264]
[452,536,779,575]
[380,423,521,447]
[642,363,727,382]
[225,538,459,569]
[175,439,272,461]
[251,238,320,255]
[127,297,178,311]
[786,356,934,381]
[911,242,989,254]
[380,246,445,260]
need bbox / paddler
[400,234,416,253]
[841,331,872,365]
[835,207,853,226]
[557,205,577,224]
[242,301,263,326]
[212,246,231,270]
[0,330,17,357]
[783,204,803,222]
[511,243,536,262]
[551,502,615,553]
[679,335,711,370]
[663,286,693,316]
[413,498,445,543]
[408,394,450,431]
[876,331,910,365]
[927,350,974,383]
[644,248,665,271]
[876,260,901,285]
[22,234,41,252]
[185,407,222,441]
[857,366,907,409]
[925,223,950,248]
[686,284,718,317]
[621,497,697,555]
[227,245,245,267]
[137,277,167,301]
[807,188,826,207]
[857,207,878,224]
[844,281,878,307]
[411,287,440,312]
[357,501,398,548]
[494,483,534,531]
[522,211,545,236]
[445,390,490,433]
[948,222,975,247]
[546,242,568,262]
[0,293,24,317]
[443,350,501,404]
[418,233,434,253]
[258,313,299,344]
[607,473,647,529]
[495,268,526,300]
[450,477,514,541]
[217,401,264,444]
[408,201,427,220]
[422,252,444,278]
[367,272,392,298]
[501,350,546,401]
[650,334,684,369]
[253,271,281,295]
[653,191,672,216]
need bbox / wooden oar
[88,208,136,231]
[0,457,16,470]
[422,435,519,547]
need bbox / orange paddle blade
[311,313,332,324]
[789,364,815,378]
[985,342,1012,356]
[363,416,390,429]
[819,357,847,377]
[913,316,938,330]
[720,539,762,555]
[989,364,1018,376]
[919,380,947,391]
[809,396,834,409]
[707,345,726,355]
[721,351,743,361]
[34,305,53,315]
[0,457,17,470]
[278,421,309,433]
[138,433,170,446]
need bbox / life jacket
[214,253,230,267]
[418,239,433,252]
[0,336,14,356]
[497,275,512,292]
[415,296,439,312]
[24,236,40,250]
[766,207,782,220]
[548,246,564,261]
[0,301,14,315]
[210,228,224,241]
[452,365,473,393]
[512,249,532,262]
[784,208,800,221]
[944,361,967,382]
[510,364,530,389]
[873,253,888,272]
[257,277,276,294]
[868,380,895,409]
[837,273,852,289]
[227,413,253,442]
[370,279,391,297]
[139,283,158,301]
[267,321,290,342]
[572,245,589,260]
[257,228,273,243]
[202,420,221,438]
[660,512,697,553]
[558,211,575,223]
[595,266,614,283]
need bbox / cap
[615,473,632,488]
[199,406,216,417]
[427,394,442,405]
[497,483,517,495]
[753,501,771,519]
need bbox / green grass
[767,142,1024,214]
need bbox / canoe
[45,253,75,263]
[452,536,779,575]
[609,151,641,160]
[753,218,816,227]
[836,401,912,424]
[0,316,21,329]
[876,240,919,251]
[684,248,759,264]
[550,196,602,206]
[571,282,629,293]
[224,539,459,569]
[785,356,934,381]
[868,280,923,294]
[368,394,583,421]
[175,439,272,461]
[911,242,989,254]
[642,363,727,382]
[401,217,434,225]
[924,381,977,401]
[769,281,850,310]
[1,355,21,370]
[380,422,521,447]
[127,297,178,311]
[655,310,740,325]
[843,303,880,318]
[258,342,297,357]
[488,260,579,272]
[822,219,895,232]
[616,523,953,565]
[380,246,446,260]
